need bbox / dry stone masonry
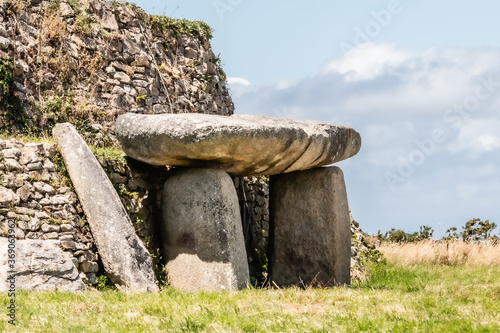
[233,176,270,282]
[0,0,233,146]
[0,138,99,291]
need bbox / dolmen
[115,113,361,291]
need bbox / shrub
[461,218,497,241]
[377,225,434,243]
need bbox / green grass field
[2,263,499,332]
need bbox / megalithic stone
[52,123,159,292]
[115,113,361,176]
[269,166,351,287]
[162,168,250,291]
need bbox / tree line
[376,218,498,243]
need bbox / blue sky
[131,0,500,236]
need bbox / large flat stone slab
[115,113,361,176]
[0,239,85,292]
[52,123,158,292]
[269,166,351,287]
[162,168,250,291]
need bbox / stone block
[269,166,351,287]
[162,168,249,291]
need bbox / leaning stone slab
[0,239,85,292]
[269,166,351,287]
[162,168,250,291]
[52,123,158,292]
[115,113,361,176]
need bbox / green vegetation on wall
[150,15,213,40]
[0,55,27,133]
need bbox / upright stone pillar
[162,168,250,291]
[269,166,351,287]
[53,123,159,292]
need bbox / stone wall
[0,138,99,288]
[350,214,382,280]
[0,0,233,146]
[0,136,184,290]
[0,138,175,290]
[234,176,270,283]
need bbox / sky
[131,0,500,237]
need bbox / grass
[89,145,126,163]
[378,240,500,266]
[150,15,213,40]
[1,264,499,332]
[0,132,55,144]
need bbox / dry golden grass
[42,16,67,42]
[378,240,500,266]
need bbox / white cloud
[227,77,252,98]
[275,80,297,90]
[227,77,250,86]
[235,43,500,120]
[323,42,409,81]
[230,43,500,234]
[449,118,500,155]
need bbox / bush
[461,218,497,241]
[378,218,498,244]
[377,225,434,243]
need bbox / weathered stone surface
[53,123,158,292]
[60,2,75,17]
[116,113,361,176]
[34,181,55,194]
[16,184,32,201]
[0,239,85,291]
[0,185,20,207]
[162,168,249,291]
[0,36,10,50]
[101,10,119,31]
[269,166,351,287]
